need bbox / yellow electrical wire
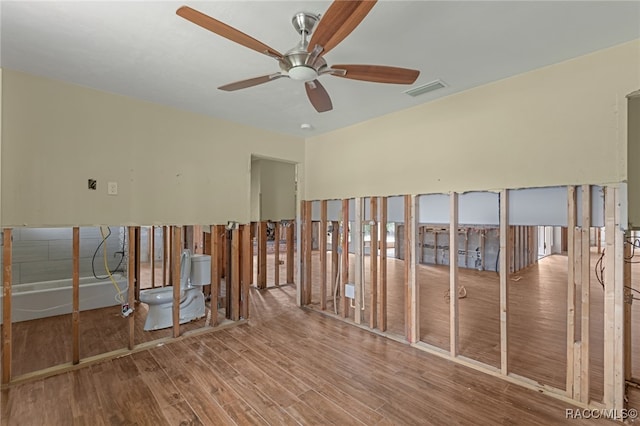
[100,226,125,304]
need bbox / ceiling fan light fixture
[288,65,318,82]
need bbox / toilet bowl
[139,250,210,331]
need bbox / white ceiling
[1,1,639,137]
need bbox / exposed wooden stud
[258,221,267,289]
[2,229,12,384]
[450,193,459,355]
[354,197,363,325]
[624,236,632,382]
[480,229,486,271]
[241,224,251,319]
[162,226,167,287]
[463,228,468,268]
[434,231,438,265]
[249,222,255,285]
[168,225,173,286]
[597,227,602,254]
[379,197,388,332]
[128,227,136,350]
[500,190,509,374]
[370,197,378,329]
[566,186,577,398]
[150,226,155,288]
[418,226,424,265]
[134,227,141,302]
[331,220,339,305]
[320,200,328,310]
[274,222,280,287]
[573,230,583,400]
[404,195,412,341]
[172,226,181,338]
[72,227,80,365]
[341,199,350,318]
[515,226,521,272]
[286,220,294,284]
[409,195,418,343]
[210,225,220,327]
[604,185,625,410]
[580,184,590,403]
[304,202,313,305]
[508,225,515,274]
[225,228,232,317]
[231,227,241,321]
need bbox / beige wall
[250,158,261,222]
[1,70,304,227]
[305,40,640,200]
[629,94,640,229]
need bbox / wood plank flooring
[1,284,620,425]
[307,250,640,405]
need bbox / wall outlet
[107,181,118,195]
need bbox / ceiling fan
[176,1,420,113]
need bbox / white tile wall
[1,227,126,284]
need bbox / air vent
[404,79,447,97]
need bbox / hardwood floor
[1,284,619,425]
[307,250,640,405]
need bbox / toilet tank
[190,254,211,286]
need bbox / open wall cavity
[1,224,250,385]
[298,184,628,412]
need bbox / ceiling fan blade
[305,80,333,113]
[308,0,377,56]
[330,65,420,84]
[218,74,285,91]
[177,6,283,59]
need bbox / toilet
[139,249,210,331]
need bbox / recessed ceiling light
[300,123,313,130]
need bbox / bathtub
[0,274,128,324]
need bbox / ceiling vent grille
[404,79,447,97]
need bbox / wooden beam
[172,226,181,338]
[566,186,577,398]
[342,199,350,318]
[370,197,378,329]
[331,220,339,307]
[480,230,486,271]
[162,226,167,287]
[286,221,295,284]
[274,222,280,287]
[434,231,438,265]
[404,195,412,341]
[168,226,173,286]
[624,236,632,382]
[604,185,625,410]
[249,222,255,285]
[135,227,141,302]
[225,228,232,317]
[409,195,418,343]
[210,225,220,326]
[303,202,313,305]
[258,221,267,289]
[450,193,459,355]
[72,227,80,365]
[231,227,240,321]
[580,184,590,403]
[150,226,155,288]
[379,197,388,332]
[2,229,12,384]
[320,200,328,310]
[242,224,251,319]
[500,190,509,374]
[128,227,136,350]
[354,198,363,325]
